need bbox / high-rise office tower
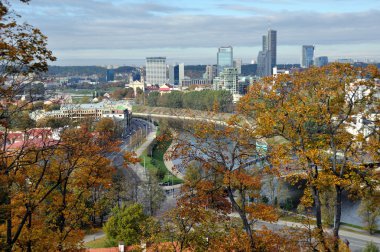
[314,56,329,67]
[268,30,277,68]
[257,51,271,77]
[233,59,242,74]
[169,63,184,85]
[262,35,268,51]
[302,45,315,68]
[146,57,167,85]
[257,29,277,77]
[106,69,115,82]
[217,46,233,75]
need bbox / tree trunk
[333,185,342,252]
[312,185,329,251]
[5,180,12,252]
[27,211,32,252]
[227,188,255,250]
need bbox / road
[251,219,380,251]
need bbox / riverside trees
[164,63,378,251]
[238,63,379,251]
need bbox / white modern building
[146,57,167,85]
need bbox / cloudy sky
[12,0,380,66]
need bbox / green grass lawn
[139,138,182,185]
[84,236,112,248]
[341,222,380,234]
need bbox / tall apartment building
[213,67,239,94]
[146,57,167,85]
[314,56,329,67]
[217,46,233,75]
[233,58,242,74]
[203,65,217,81]
[257,29,277,77]
[301,45,315,68]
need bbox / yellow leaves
[247,203,278,222]
[300,187,314,208]
[224,170,261,190]
[123,151,140,166]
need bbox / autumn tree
[0,1,56,251]
[139,170,166,216]
[168,116,278,250]
[238,63,380,251]
[358,193,380,234]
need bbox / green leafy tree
[104,204,148,246]
[363,241,380,252]
[147,91,160,107]
[358,194,380,235]
[140,170,166,216]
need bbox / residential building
[169,63,185,86]
[233,59,242,74]
[146,57,167,85]
[213,67,239,97]
[41,101,132,130]
[217,46,233,75]
[301,45,315,68]
[181,79,212,86]
[336,58,354,64]
[314,56,329,67]
[203,65,217,82]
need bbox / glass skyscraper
[257,29,277,77]
[146,57,167,85]
[302,45,315,68]
[314,56,329,67]
[217,46,233,75]
[268,30,277,68]
[106,69,115,82]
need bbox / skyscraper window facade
[268,30,277,68]
[146,57,167,85]
[257,29,277,77]
[169,63,184,86]
[302,45,315,68]
[314,56,329,67]
[106,69,115,82]
[217,46,233,75]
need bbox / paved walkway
[128,129,157,182]
[83,231,105,243]
[163,140,184,180]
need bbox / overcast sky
[12,0,380,66]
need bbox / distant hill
[184,65,207,79]
[47,62,379,78]
[48,65,139,77]
[48,66,106,76]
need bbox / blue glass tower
[302,45,315,68]
[217,46,233,75]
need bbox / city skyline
[12,0,380,66]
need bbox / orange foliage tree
[168,115,278,250]
[237,63,379,251]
